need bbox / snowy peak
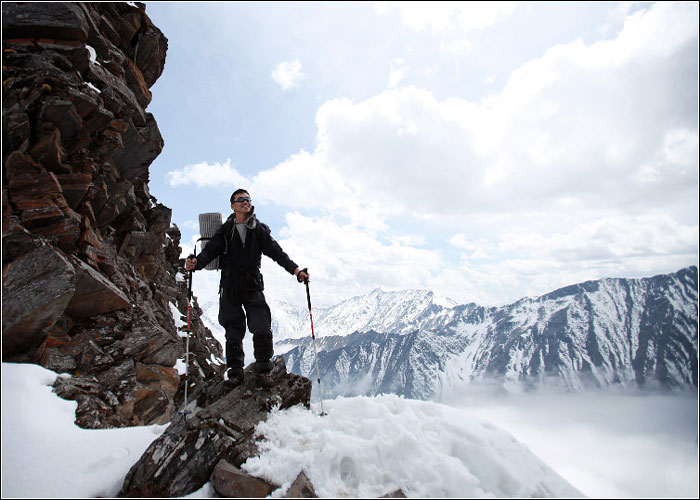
[267,287,458,342]
[317,288,457,336]
[285,267,698,399]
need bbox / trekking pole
[303,269,327,416]
[182,246,195,421]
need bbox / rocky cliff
[2,2,224,428]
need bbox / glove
[297,268,309,283]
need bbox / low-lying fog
[442,386,698,498]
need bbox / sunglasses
[233,196,252,203]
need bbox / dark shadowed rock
[28,127,67,172]
[380,489,407,498]
[111,113,163,180]
[65,257,130,317]
[134,22,167,87]
[2,111,31,152]
[2,245,76,357]
[212,460,278,498]
[39,97,84,148]
[119,357,312,498]
[285,471,318,498]
[55,173,91,209]
[2,213,44,264]
[2,2,89,41]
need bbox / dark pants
[218,288,273,374]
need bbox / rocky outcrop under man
[119,357,313,497]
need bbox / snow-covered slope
[2,362,585,498]
[285,267,698,399]
[270,288,457,342]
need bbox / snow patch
[242,395,583,498]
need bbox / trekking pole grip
[303,268,311,310]
[187,246,197,300]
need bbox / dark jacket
[195,211,298,291]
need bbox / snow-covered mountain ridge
[196,287,457,360]
[284,267,698,399]
[270,287,458,342]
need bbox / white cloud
[309,1,699,219]
[166,159,250,188]
[662,128,698,170]
[250,149,399,233]
[449,234,477,251]
[174,2,698,308]
[388,58,408,88]
[378,1,517,34]
[259,212,445,306]
[377,1,518,51]
[496,214,698,262]
[272,59,306,91]
[394,234,425,246]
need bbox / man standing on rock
[185,189,309,389]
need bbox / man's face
[231,192,252,215]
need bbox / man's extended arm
[259,223,309,282]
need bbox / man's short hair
[231,189,249,204]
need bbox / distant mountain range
[278,267,698,400]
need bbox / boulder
[2,245,76,358]
[118,315,181,367]
[134,23,168,87]
[28,128,67,173]
[380,489,407,498]
[38,97,84,149]
[2,111,31,153]
[134,361,180,399]
[1,2,90,42]
[28,206,83,253]
[86,61,147,126]
[55,173,91,209]
[65,257,130,317]
[285,471,318,498]
[123,58,152,108]
[2,213,44,265]
[4,151,46,185]
[8,170,65,210]
[38,321,78,373]
[212,460,278,498]
[111,114,163,180]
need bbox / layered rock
[2,2,224,428]
[119,357,312,497]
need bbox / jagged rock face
[2,2,224,428]
[119,357,312,498]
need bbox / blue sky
[143,1,698,308]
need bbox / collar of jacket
[226,207,258,229]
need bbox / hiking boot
[255,372,275,389]
[252,360,273,374]
[224,369,244,389]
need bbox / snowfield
[3,362,698,498]
[242,395,582,498]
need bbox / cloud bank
[169,1,698,307]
